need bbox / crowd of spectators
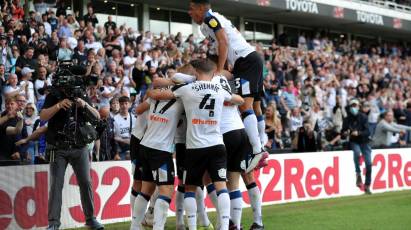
[1,1,411,165]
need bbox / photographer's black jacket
[43,91,94,147]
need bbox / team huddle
[128,1,268,230]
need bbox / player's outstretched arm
[153,78,175,88]
[135,101,150,115]
[147,89,176,101]
[229,94,244,105]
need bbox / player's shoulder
[171,83,189,92]
[204,10,223,30]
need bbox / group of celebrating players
[128,1,269,229]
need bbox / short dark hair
[119,96,130,103]
[190,59,216,74]
[191,0,210,4]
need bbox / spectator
[83,5,98,28]
[23,102,39,163]
[15,47,35,77]
[20,67,36,104]
[372,111,411,148]
[265,103,283,149]
[0,96,24,163]
[57,18,73,38]
[113,96,135,160]
[292,121,320,152]
[0,34,13,72]
[341,99,372,194]
[104,15,116,32]
[57,38,73,61]
[95,107,116,161]
[109,97,120,118]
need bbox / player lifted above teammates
[189,0,268,172]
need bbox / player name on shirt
[192,82,220,92]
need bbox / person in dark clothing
[341,98,372,195]
[40,85,103,230]
[95,107,116,161]
[83,5,99,27]
[0,97,24,164]
[294,121,320,152]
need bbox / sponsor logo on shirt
[192,119,217,125]
[150,114,169,123]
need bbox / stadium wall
[0,148,410,229]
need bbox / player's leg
[130,136,142,216]
[241,172,264,230]
[131,146,156,230]
[224,129,249,229]
[152,150,176,230]
[184,148,209,230]
[227,172,242,230]
[253,99,268,148]
[196,186,212,229]
[209,145,230,230]
[175,143,187,229]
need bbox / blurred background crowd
[1,0,411,166]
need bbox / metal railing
[354,0,411,13]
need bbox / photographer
[341,99,372,195]
[40,68,103,229]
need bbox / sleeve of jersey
[171,83,189,98]
[204,15,222,32]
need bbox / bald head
[99,107,110,119]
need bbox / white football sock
[130,193,150,230]
[206,184,220,227]
[229,190,243,229]
[184,192,197,230]
[257,115,268,146]
[247,183,263,225]
[196,187,211,227]
[243,111,262,154]
[130,189,138,216]
[176,186,185,226]
[217,189,230,230]
[153,195,171,230]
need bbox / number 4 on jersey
[199,94,215,117]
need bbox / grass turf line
[72,190,411,230]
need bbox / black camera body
[51,61,99,148]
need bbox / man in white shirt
[20,67,36,104]
[113,96,136,160]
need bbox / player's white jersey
[174,111,187,144]
[200,9,254,66]
[212,76,244,134]
[132,109,148,140]
[140,97,183,153]
[172,81,232,149]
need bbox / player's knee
[241,109,255,120]
[213,181,227,192]
[158,185,174,197]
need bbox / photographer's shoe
[85,218,104,230]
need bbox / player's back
[172,80,232,149]
[140,98,183,153]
